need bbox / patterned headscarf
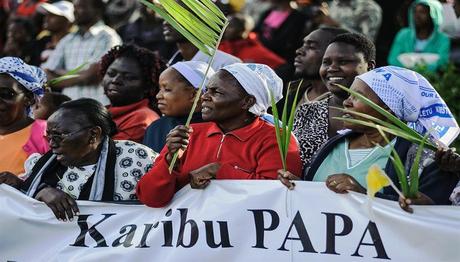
[356,66,459,146]
[222,63,283,116]
[0,57,47,102]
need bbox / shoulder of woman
[20,153,43,180]
[114,140,158,160]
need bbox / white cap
[38,1,75,23]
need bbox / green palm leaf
[408,134,429,197]
[270,89,286,170]
[270,81,303,171]
[139,0,229,173]
[334,84,424,140]
[375,126,409,196]
[47,62,88,86]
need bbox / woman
[280,66,460,206]
[293,33,376,167]
[137,63,302,207]
[0,99,157,221]
[143,61,214,153]
[388,0,450,71]
[0,57,49,176]
[100,44,167,143]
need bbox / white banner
[1,181,460,262]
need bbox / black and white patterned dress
[293,96,331,168]
[24,140,158,201]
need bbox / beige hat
[38,1,75,23]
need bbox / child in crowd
[33,92,70,120]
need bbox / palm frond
[139,0,228,173]
[375,126,409,195]
[270,81,303,171]
[139,0,227,56]
[334,84,424,140]
[408,134,429,197]
[47,62,88,86]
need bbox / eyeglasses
[46,126,93,143]
[0,88,23,101]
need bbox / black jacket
[304,131,459,204]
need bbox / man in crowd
[42,0,121,104]
[164,21,241,71]
[280,27,349,116]
[316,0,382,42]
[37,1,75,65]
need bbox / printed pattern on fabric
[24,140,157,201]
[293,97,330,167]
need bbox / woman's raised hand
[165,125,193,165]
[35,187,79,222]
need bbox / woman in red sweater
[137,63,302,207]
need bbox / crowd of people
[0,0,460,222]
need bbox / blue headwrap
[0,57,46,99]
[357,66,459,146]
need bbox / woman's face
[201,70,251,123]
[342,79,387,132]
[156,68,195,117]
[46,109,101,167]
[320,42,373,98]
[102,56,146,107]
[0,74,31,127]
[33,96,52,120]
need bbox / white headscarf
[222,63,283,116]
[356,66,459,146]
[171,61,215,89]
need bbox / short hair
[59,98,117,137]
[42,92,71,111]
[318,27,350,41]
[9,17,36,37]
[329,33,376,62]
[99,44,167,109]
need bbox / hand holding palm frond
[139,0,229,173]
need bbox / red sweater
[109,99,160,143]
[137,117,302,207]
[219,34,286,69]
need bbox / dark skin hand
[398,192,434,213]
[0,172,23,189]
[165,125,192,166]
[189,163,221,189]
[325,173,366,194]
[277,169,300,190]
[435,148,460,174]
[35,187,79,221]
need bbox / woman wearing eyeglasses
[0,57,49,176]
[0,98,158,221]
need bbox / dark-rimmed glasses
[46,126,93,143]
